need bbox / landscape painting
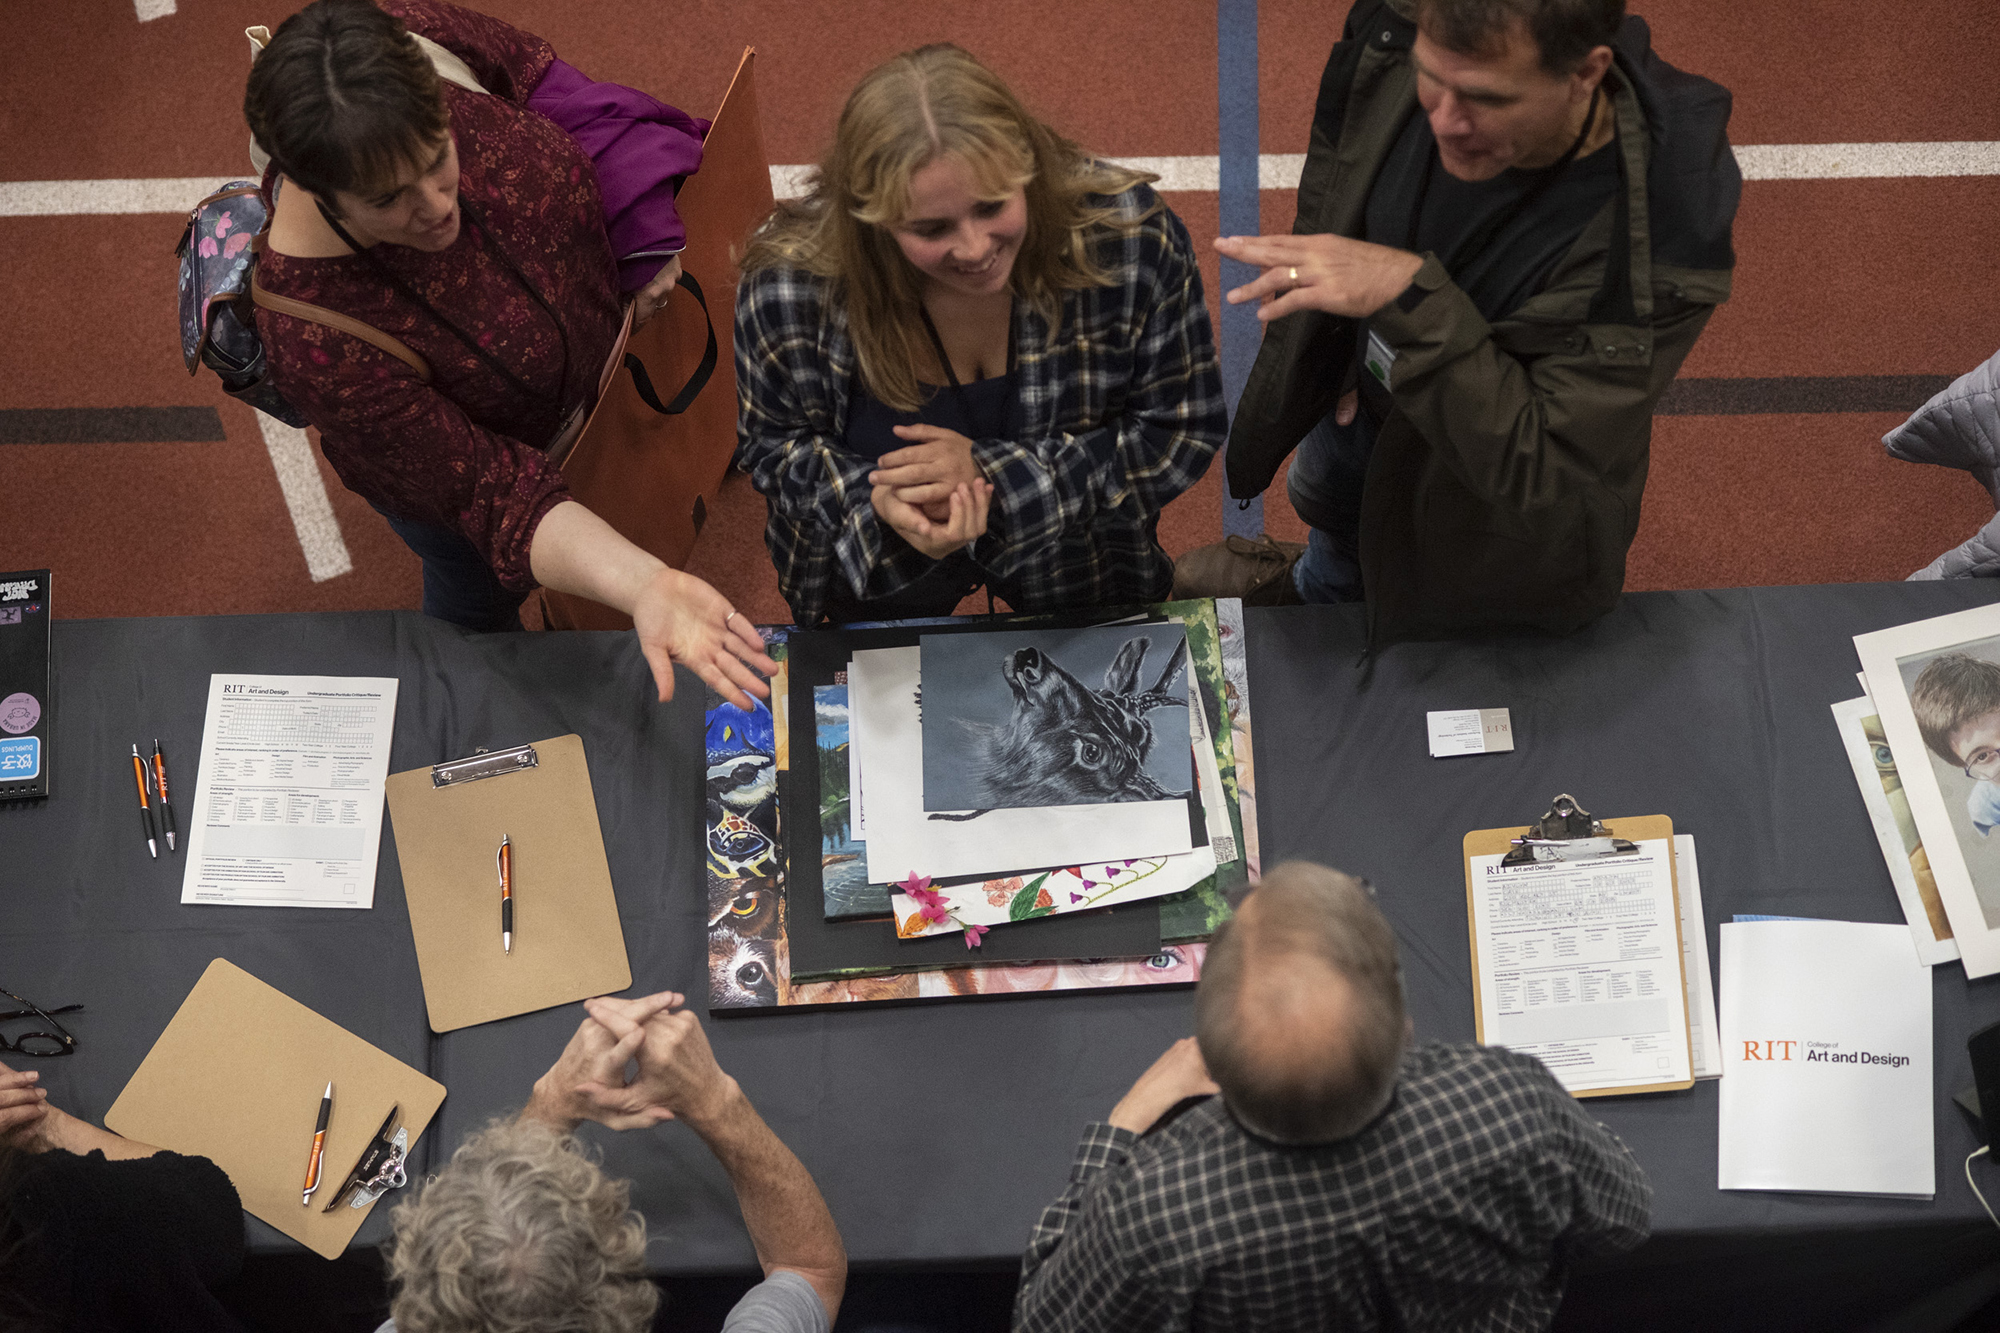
[814,682,885,920]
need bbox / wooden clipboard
[385,734,631,1032]
[1462,815,1694,1098]
[105,959,446,1260]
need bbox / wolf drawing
[962,634,1189,807]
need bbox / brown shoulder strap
[251,273,433,383]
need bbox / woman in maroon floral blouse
[247,0,770,706]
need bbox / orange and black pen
[498,833,513,954]
[302,1081,333,1206]
[151,739,177,853]
[129,744,158,859]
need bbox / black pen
[151,739,178,853]
[498,833,513,954]
[129,744,158,859]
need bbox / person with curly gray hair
[376,990,844,1333]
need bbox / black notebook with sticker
[0,570,51,801]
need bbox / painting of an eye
[737,960,767,988]
[1076,740,1103,767]
[730,889,761,917]
[1146,949,1182,971]
[1872,745,1894,768]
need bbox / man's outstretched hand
[1214,233,1424,322]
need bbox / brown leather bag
[540,48,776,632]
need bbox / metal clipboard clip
[323,1104,410,1212]
[1501,794,1640,866]
[432,743,538,788]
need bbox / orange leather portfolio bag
[542,48,775,632]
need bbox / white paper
[1187,661,1234,867]
[849,647,1192,882]
[1718,920,1933,1197]
[1427,707,1514,757]
[1830,695,1959,966]
[846,673,868,842]
[890,844,1217,936]
[1673,835,1722,1079]
[180,674,399,909]
[1470,838,1693,1094]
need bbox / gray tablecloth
[8,585,2000,1271]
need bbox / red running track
[3,1,1998,621]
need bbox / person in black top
[1,1060,247,1332]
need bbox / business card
[1427,708,1515,758]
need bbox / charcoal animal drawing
[921,626,1192,810]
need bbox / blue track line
[1217,0,1264,537]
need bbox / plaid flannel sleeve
[1014,1122,1186,1333]
[1555,1105,1654,1260]
[970,210,1225,582]
[733,270,938,620]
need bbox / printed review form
[1470,838,1693,1094]
[180,674,400,909]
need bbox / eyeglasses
[1966,748,2000,782]
[0,987,80,1057]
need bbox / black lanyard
[315,194,573,435]
[916,300,1017,398]
[1404,82,1604,277]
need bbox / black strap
[916,300,1016,398]
[621,271,717,416]
[314,196,572,437]
[1585,122,1637,326]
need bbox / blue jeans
[1286,405,1377,604]
[371,504,528,632]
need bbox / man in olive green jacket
[1191,0,1738,645]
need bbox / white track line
[0,177,242,215]
[133,0,176,21]
[6,144,2000,215]
[254,413,353,583]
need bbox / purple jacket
[528,59,709,292]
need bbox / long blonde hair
[742,43,1161,411]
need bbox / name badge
[1364,328,1397,390]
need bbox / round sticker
[0,692,40,735]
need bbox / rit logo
[1742,1040,1796,1061]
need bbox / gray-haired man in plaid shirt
[1014,861,1650,1332]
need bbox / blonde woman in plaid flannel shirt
[734,44,1226,625]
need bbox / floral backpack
[176,181,430,427]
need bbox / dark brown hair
[1416,0,1625,75]
[1911,653,2000,764]
[1195,862,1408,1144]
[243,0,447,207]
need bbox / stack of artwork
[704,599,1256,1011]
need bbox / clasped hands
[528,990,739,1134]
[868,425,993,561]
[0,1061,51,1149]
